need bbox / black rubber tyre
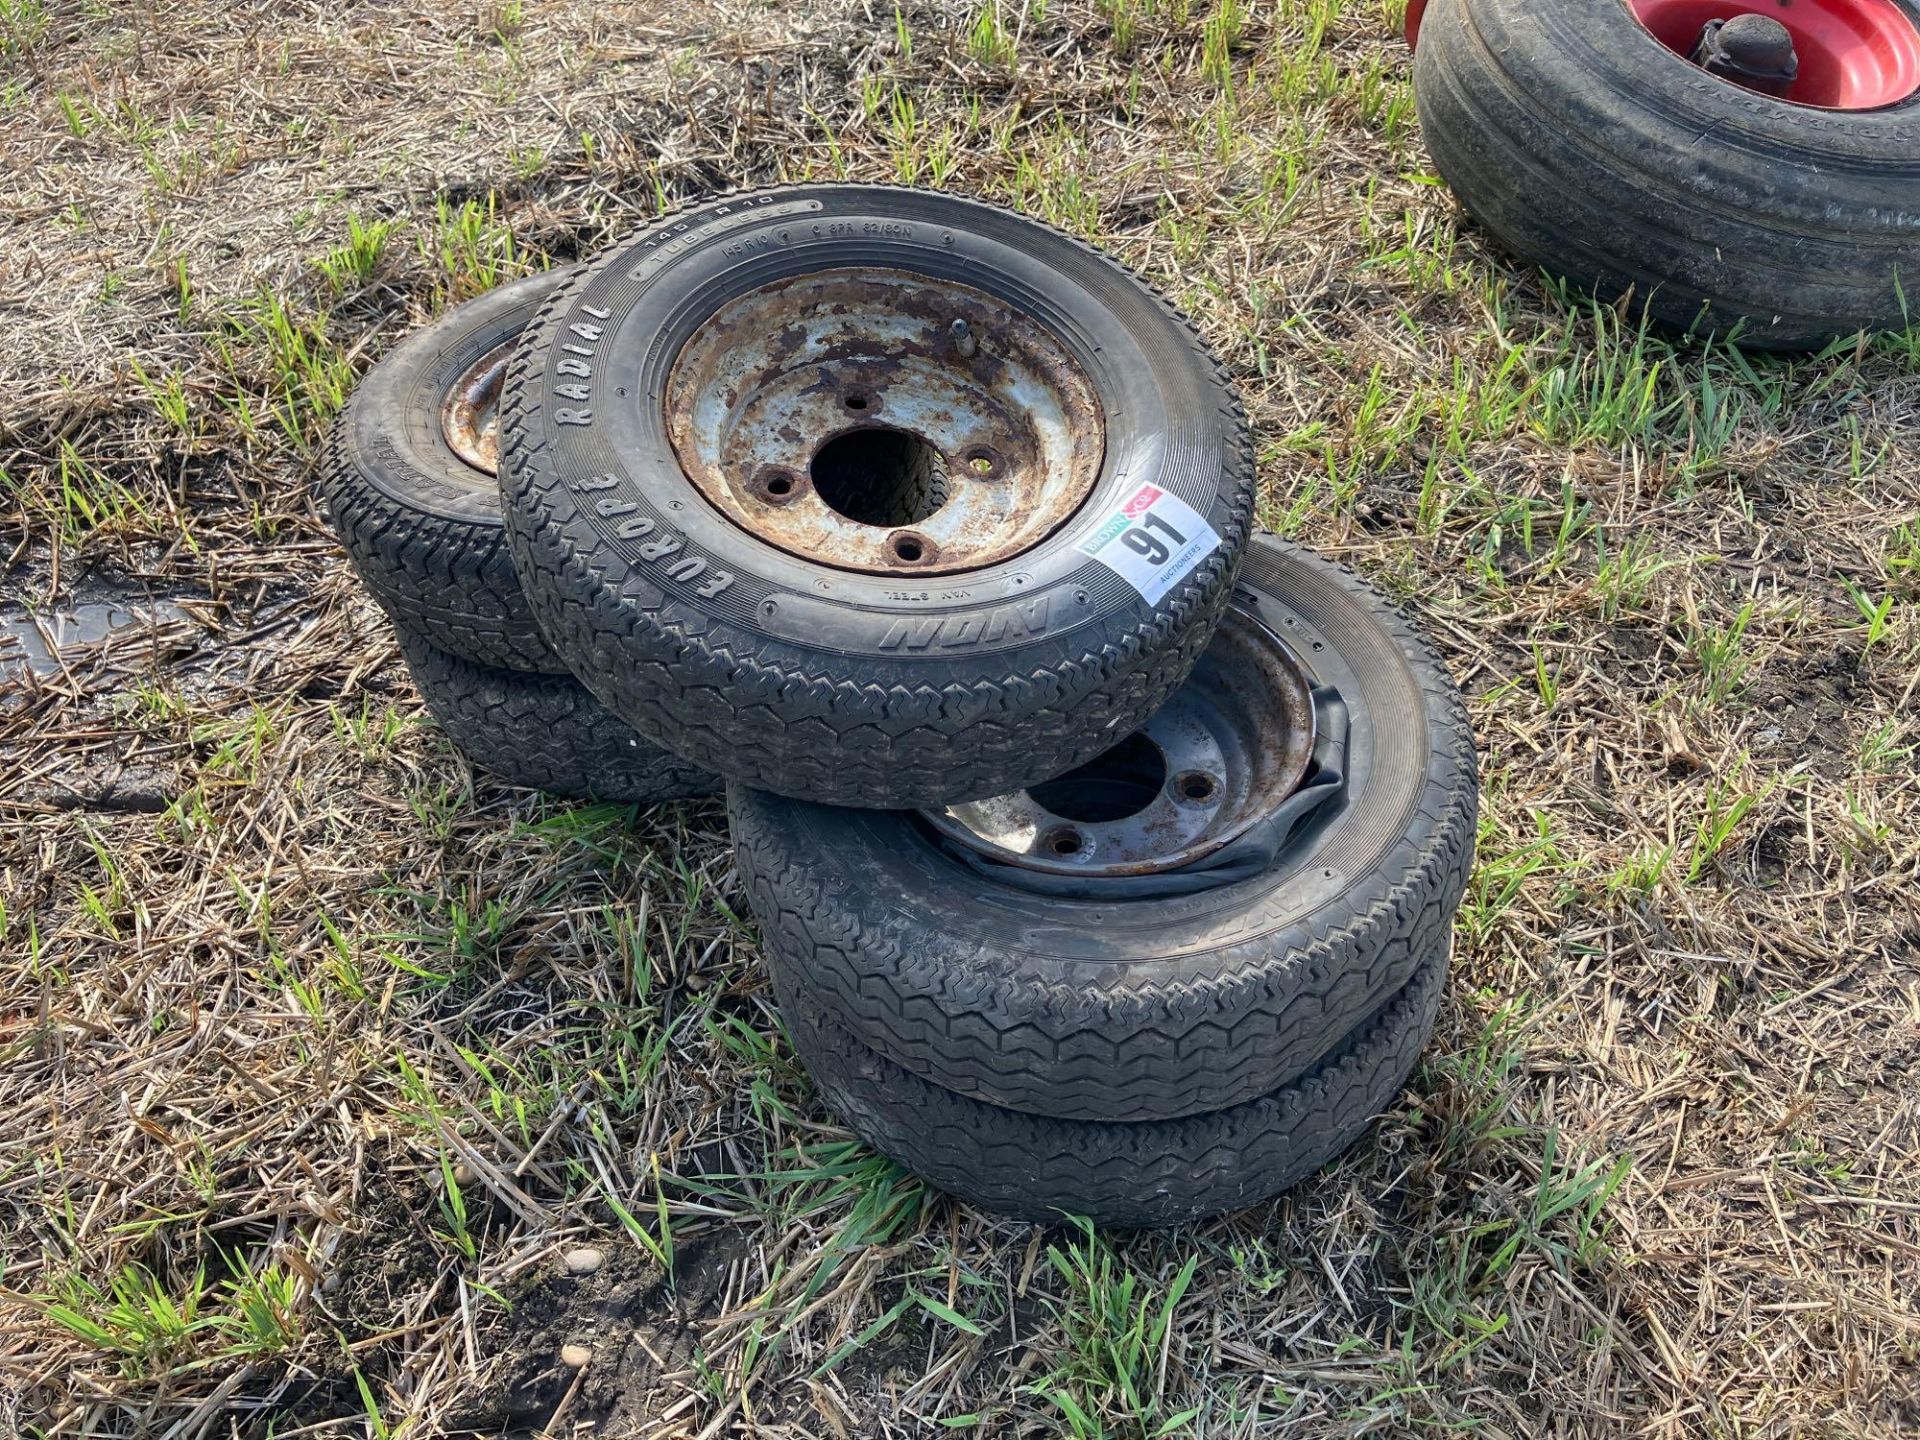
[728,537,1477,1123]
[1413,0,1920,349]
[317,269,572,672]
[396,626,716,803]
[499,185,1254,810]
[773,946,1447,1227]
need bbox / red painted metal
[1630,0,1920,108]
[1408,1,1919,107]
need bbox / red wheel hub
[1404,1,1919,109]
[1629,0,1920,108]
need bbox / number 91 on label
[1077,483,1222,607]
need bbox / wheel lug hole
[890,532,936,565]
[1172,771,1219,805]
[1040,825,1087,858]
[753,467,804,505]
[964,447,1001,479]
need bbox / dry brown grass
[2,1,1917,1435]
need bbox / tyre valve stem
[1690,15,1799,98]
[949,318,977,358]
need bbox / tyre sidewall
[347,268,571,526]
[736,538,1474,994]
[504,187,1247,684]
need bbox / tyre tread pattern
[312,284,568,673]
[397,625,717,803]
[497,184,1256,809]
[773,947,1447,1227]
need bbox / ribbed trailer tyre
[1411,0,1920,349]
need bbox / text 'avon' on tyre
[498,184,1256,809]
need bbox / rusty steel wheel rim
[923,606,1319,879]
[663,268,1106,575]
[441,341,513,474]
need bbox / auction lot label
[1078,483,1220,606]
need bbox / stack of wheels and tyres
[1408,0,1920,349]
[315,185,1480,1226]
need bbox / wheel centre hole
[1028,732,1169,825]
[810,426,951,528]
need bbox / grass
[41,1253,304,1377]
[420,193,537,305]
[218,291,358,452]
[1035,1222,1203,1437]
[0,0,47,55]
[314,213,400,293]
[1,0,1916,1435]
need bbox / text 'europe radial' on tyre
[317,268,574,671]
[1411,0,1920,349]
[731,535,1478,1126]
[498,185,1255,810]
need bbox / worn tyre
[1412,0,1920,349]
[774,946,1446,1227]
[318,269,572,671]
[396,626,716,803]
[499,185,1254,809]
[729,537,1476,1123]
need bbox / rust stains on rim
[922,606,1320,879]
[664,268,1106,576]
[441,341,512,475]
